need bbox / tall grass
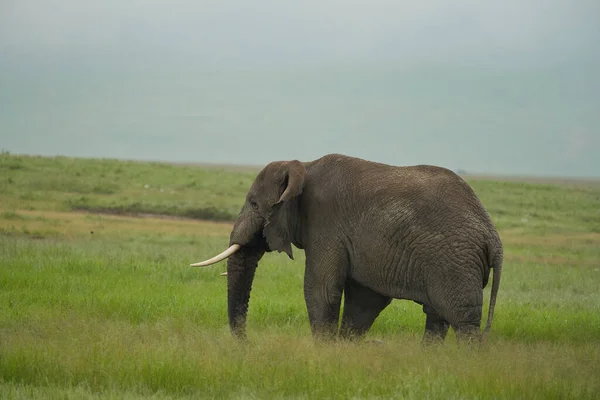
[1,232,599,399]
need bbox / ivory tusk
[190,244,241,267]
[220,272,228,276]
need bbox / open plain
[1,154,599,399]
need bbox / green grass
[471,179,600,234]
[0,153,256,221]
[1,154,600,398]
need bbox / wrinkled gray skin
[226,154,503,343]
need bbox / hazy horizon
[1,1,599,177]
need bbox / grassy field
[1,153,599,399]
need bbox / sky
[1,0,599,177]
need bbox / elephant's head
[190,160,306,338]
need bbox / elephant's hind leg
[452,312,483,344]
[428,267,484,344]
[422,304,450,345]
[447,296,483,344]
[339,279,392,340]
[446,290,484,344]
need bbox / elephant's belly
[347,229,433,304]
[349,261,429,305]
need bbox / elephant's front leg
[303,254,346,340]
[339,279,392,340]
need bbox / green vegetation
[0,154,257,221]
[1,154,599,399]
[471,179,600,234]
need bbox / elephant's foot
[422,305,450,346]
[454,325,483,347]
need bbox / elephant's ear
[263,160,306,259]
[277,160,306,204]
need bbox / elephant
[191,154,503,343]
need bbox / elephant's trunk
[226,246,265,339]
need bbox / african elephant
[192,154,503,343]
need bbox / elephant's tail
[484,247,503,335]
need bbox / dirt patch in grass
[0,209,233,239]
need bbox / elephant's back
[350,161,497,254]
[379,166,496,247]
[306,153,496,236]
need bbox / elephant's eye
[250,200,259,211]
